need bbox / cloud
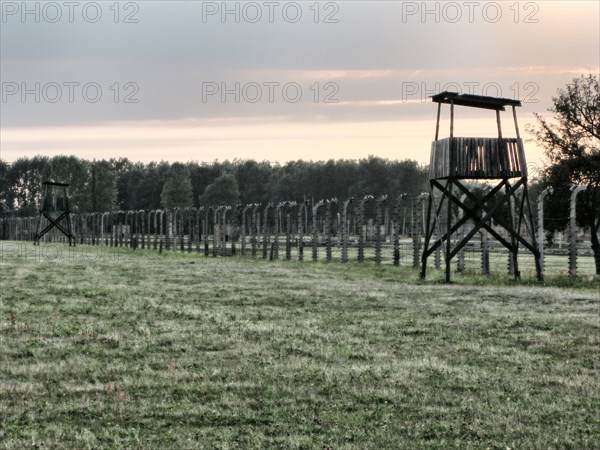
[0,1,597,163]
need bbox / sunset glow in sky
[1,1,599,165]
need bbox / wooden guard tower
[33,181,75,246]
[420,92,542,282]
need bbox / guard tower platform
[420,92,542,282]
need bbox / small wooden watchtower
[33,181,75,246]
[420,92,542,282]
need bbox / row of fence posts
[0,186,594,277]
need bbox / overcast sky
[1,1,599,165]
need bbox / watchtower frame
[33,181,75,246]
[420,92,542,282]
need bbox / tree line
[0,156,429,215]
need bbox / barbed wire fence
[1,185,598,279]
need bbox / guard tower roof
[431,91,522,111]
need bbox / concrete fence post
[537,187,553,274]
[285,202,296,260]
[274,202,286,260]
[375,195,388,265]
[312,200,325,262]
[222,206,231,256]
[325,198,338,262]
[357,195,374,263]
[569,185,587,277]
[250,204,259,258]
[262,203,273,260]
[341,198,353,263]
[241,204,252,256]
[392,195,403,266]
[413,193,429,268]
[297,201,308,261]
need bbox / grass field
[1,242,599,449]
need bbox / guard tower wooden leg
[505,179,520,279]
[445,180,453,282]
[420,187,435,279]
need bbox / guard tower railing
[429,136,527,179]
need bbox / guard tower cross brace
[33,181,76,246]
[420,92,542,282]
